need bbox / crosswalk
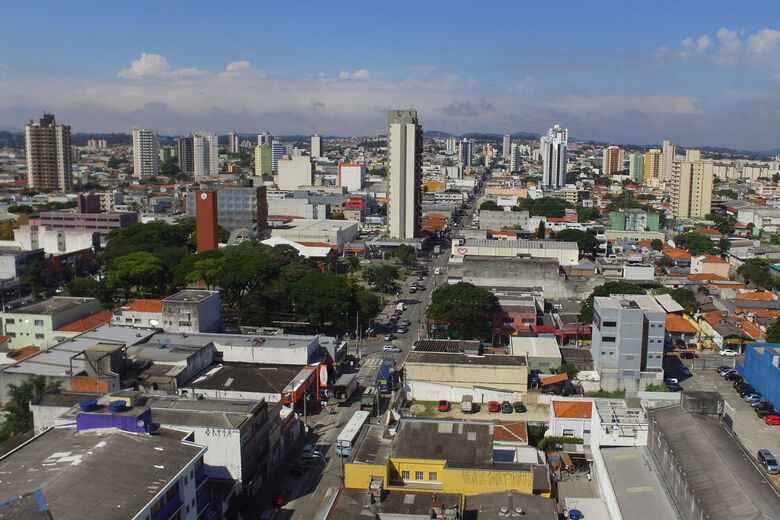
[362,358,385,368]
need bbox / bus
[335,410,370,457]
[376,361,392,393]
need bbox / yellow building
[345,418,550,498]
[669,160,714,218]
[254,143,272,176]
[644,149,662,187]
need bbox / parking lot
[678,361,780,486]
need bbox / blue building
[736,343,780,410]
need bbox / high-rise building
[311,134,322,158]
[502,135,511,157]
[193,132,219,178]
[24,113,72,191]
[445,136,456,152]
[271,141,285,171]
[257,132,271,146]
[195,191,218,253]
[132,127,159,177]
[670,160,714,219]
[590,294,666,391]
[628,153,645,183]
[158,146,175,163]
[510,144,521,172]
[541,124,567,189]
[254,144,272,176]
[458,138,474,166]
[339,163,365,192]
[644,149,662,187]
[601,145,625,175]
[187,187,267,233]
[177,135,195,174]
[661,139,676,182]
[228,131,239,153]
[685,149,701,162]
[387,109,422,239]
[276,156,313,190]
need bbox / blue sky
[1,1,779,149]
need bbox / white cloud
[225,60,251,72]
[746,29,780,55]
[117,52,207,79]
[338,69,370,80]
[714,27,742,66]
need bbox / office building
[458,138,474,166]
[502,134,511,157]
[177,135,195,174]
[541,124,567,189]
[601,145,624,175]
[509,143,521,172]
[737,344,780,410]
[158,145,175,163]
[271,140,285,171]
[387,109,423,239]
[24,113,72,191]
[670,160,714,219]
[195,191,218,252]
[228,131,239,153]
[1,297,99,350]
[193,132,218,178]
[685,149,701,161]
[629,153,645,183]
[644,149,662,187]
[338,163,365,192]
[257,131,271,146]
[609,210,660,232]
[254,143,272,176]
[162,289,221,334]
[277,156,313,190]
[186,186,268,233]
[590,294,666,390]
[311,133,322,158]
[33,211,138,236]
[661,139,676,181]
[131,126,159,177]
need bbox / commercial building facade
[736,343,780,410]
[338,163,365,192]
[32,211,139,236]
[193,132,219,178]
[254,143,272,176]
[609,210,660,232]
[1,297,99,350]
[310,133,322,158]
[277,156,313,190]
[387,110,423,239]
[24,113,72,191]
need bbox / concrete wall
[404,380,522,403]
[404,361,527,393]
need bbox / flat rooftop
[163,289,217,303]
[9,297,93,315]
[328,489,462,520]
[594,294,665,313]
[0,426,203,520]
[413,339,481,353]
[144,395,262,429]
[600,446,678,519]
[187,362,303,394]
[649,405,780,517]
[352,424,393,465]
[461,239,578,250]
[405,352,527,366]
[464,490,557,520]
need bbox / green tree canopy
[577,207,601,222]
[515,197,573,218]
[426,282,499,338]
[550,229,600,257]
[650,238,664,250]
[395,244,417,266]
[578,282,644,322]
[1,376,60,442]
[106,251,168,295]
[289,272,353,327]
[737,257,771,288]
[765,319,780,343]
[479,200,501,211]
[674,232,718,256]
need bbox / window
[34,320,44,326]
[35,333,44,339]
[401,471,410,480]
[8,332,15,338]
[429,472,438,481]
[601,336,616,343]
[415,471,423,480]
[5,319,14,324]
[603,321,617,327]
[563,429,575,436]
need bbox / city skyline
[1,1,780,149]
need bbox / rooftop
[0,426,203,520]
[413,339,481,353]
[57,310,113,332]
[162,289,218,303]
[405,352,527,366]
[552,400,592,419]
[125,299,162,313]
[462,239,578,251]
[665,314,698,333]
[327,489,462,520]
[595,294,665,313]
[187,362,303,394]
[8,297,93,316]
[463,490,557,520]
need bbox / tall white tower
[387,110,422,239]
[541,124,568,189]
[193,132,218,178]
[132,126,159,177]
[502,135,511,157]
[311,134,322,158]
[661,139,677,182]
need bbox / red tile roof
[698,254,727,264]
[663,247,692,260]
[552,400,592,419]
[735,291,775,301]
[702,311,725,325]
[687,273,728,281]
[666,314,698,333]
[127,299,162,313]
[692,227,722,236]
[540,373,569,386]
[493,422,528,443]
[58,310,114,332]
[6,346,39,360]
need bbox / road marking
[626,486,654,493]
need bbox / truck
[376,361,392,393]
[332,373,358,401]
[360,386,378,411]
[461,394,473,414]
[434,267,441,275]
[396,302,406,312]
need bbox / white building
[193,132,219,178]
[338,163,365,192]
[11,225,98,255]
[277,156,313,190]
[458,138,474,166]
[311,134,322,158]
[228,131,239,153]
[502,135,511,157]
[388,110,422,239]
[132,126,159,177]
[661,139,677,182]
[541,124,567,189]
[161,290,222,334]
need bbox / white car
[383,344,401,352]
[719,349,738,357]
[664,377,679,384]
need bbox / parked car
[383,344,401,352]
[513,401,527,413]
[720,367,737,376]
[734,381,753,390]
[744,394,762,403]
[757,449,779,474]
[725,372,743,382]
[716,365,731,374]
[719,349,738,357]
[751,399,772,409]
[501,401,513,414]
[738,387,757,398]
[401,319,411,327]
[438,400,450,412]
[272,488,292,507]
[664,377,679,384]
[765,415,780,425]
[383,333,394,341]
[488,401,500,412]
[674,338,686,349]
[409,287,416,294]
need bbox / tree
[479,200,501,211]
[159,158,180,176]
[577,207,601,222]
[188,225,231,247]
[378,204,387,216]
[185,257,225,289]
[650,238,664,251]
[373,265,399,293]
[395,244,417,266]
[426,282,499,338]
[537,221,546,239]
[578,281,644,322]
[765,319,780,343]
[674,232,718,256]
[515,197,573,218]
[1,376,60,441]
[737,258,771,288]
[289,272,352,327]
[106,251,168,295]
[551,229,600,257]
[558,362,579,380]
[20,260,45,298]
[67,277,106,301]
[717,237,731,255]
[345,256,361,274]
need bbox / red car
[765,415,780,426]
[488,401,500,413]
[438,400,450,412]
[272,488,291,507]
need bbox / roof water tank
[79,399,98,412]
[109,400,126,413]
